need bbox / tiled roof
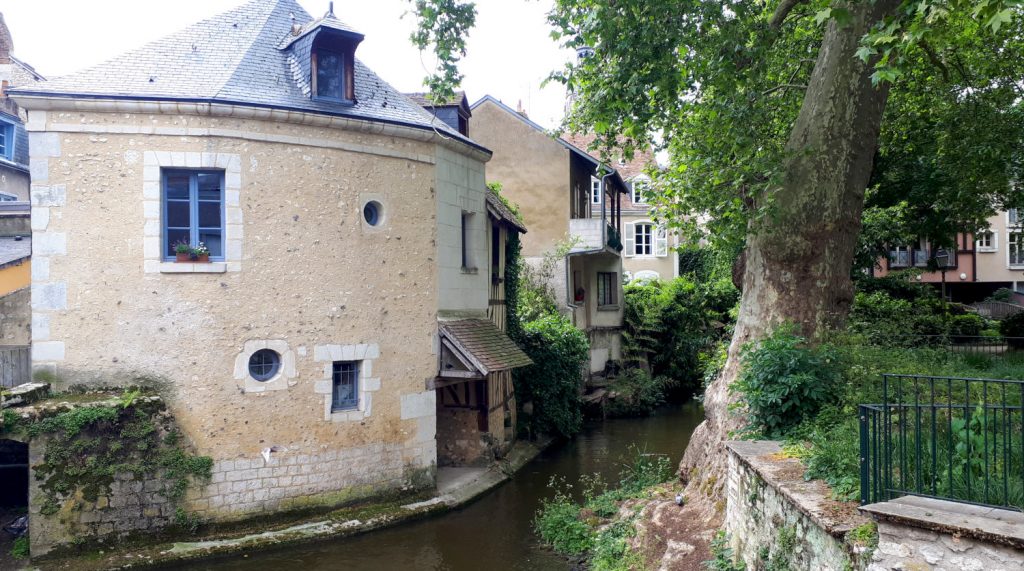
[440,319,532,374]
[11,0,482,150]
[486,189,527,233]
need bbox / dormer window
[314,48,347,101]
[282,8,364,106]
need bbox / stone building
[470,95,628,374]
[9,0,529,552]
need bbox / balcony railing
[860,374,1024,510]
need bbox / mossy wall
[725,443,866,571]
[3,394,212,558]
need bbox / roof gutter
[9,92,493,162]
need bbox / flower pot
[175,253,191,262]
[195,253,210,263]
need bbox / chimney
[0,13,13,65]
[516,99,528,119]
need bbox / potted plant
[192,242,211,263]
[174,241,192,263]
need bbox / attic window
[315,49,345,101]
[311,33,356,104]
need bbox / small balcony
[569,219,622,254]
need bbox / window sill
[160,262,227,274]
[977,248,997,253]
[329,409,365,422]
[461,267,479,275]
[597,304,620,311]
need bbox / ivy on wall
[2,390,212,522]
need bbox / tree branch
[762,84,808,96]
[769,0,809,29]
[919,40,950,82]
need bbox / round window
[363,201,382,226]
[248,349,281,382]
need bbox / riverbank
[28,437,554,571]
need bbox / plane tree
[409,0,1024,482]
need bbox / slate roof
[11,0,484,152]
[0,236,30,268]
[486,189,527,233]
[440,319,532,374]
[405,91,468,109]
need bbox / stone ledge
[860,495,1024,550]
[159,262,228,274]
[726,440,870,538]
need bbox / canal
[186,401,704,571]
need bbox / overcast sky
[2,0,573,128]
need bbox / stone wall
[861,496,1024,571]
[436,405,488,466]
[28,436,177,556]
[185,441,434,518]
[725,441,871,571]
[0,285,28,344]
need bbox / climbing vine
[2,391,212,520]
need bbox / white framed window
[1009,209,1021,227]
[1009,231,1024,267]
[625,221,668,257]
[630,176,650,204]
[590,177,602,205]
[635,223,653,256]
[314,343,381,422]
[889,246,911,268]
[977,231,997,252]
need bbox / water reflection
[183,401,703,571]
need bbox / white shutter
[656,226,668,257]
[624,222,635,257]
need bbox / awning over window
[433,319,532,387]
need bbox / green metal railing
[860,374,1024,510]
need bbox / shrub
[514,314,589,439]
[534,485,592,555]
[732,325,843,437]
[622,277,737,396]
[989,287,1015,302]
[1000,312,1024,347]
[606,369,675,417]
[949,314,985,339]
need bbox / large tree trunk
[680,0,900,494]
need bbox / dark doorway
[0,439,27,508]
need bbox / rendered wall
[470,100,570,258]
[23,108,489,521]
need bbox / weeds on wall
[1,390,212,525]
